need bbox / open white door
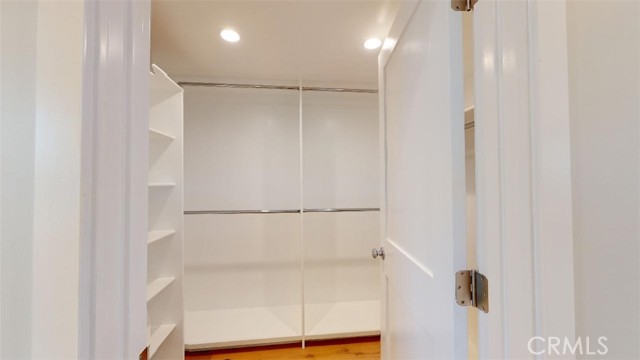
[378,1,467,359]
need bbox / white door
[378,1,467,359]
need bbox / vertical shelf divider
[298,80,306,349]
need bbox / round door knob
[372,247,385,260]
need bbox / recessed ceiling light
[363,38,382,50]
[220,29,240,43]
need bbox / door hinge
[455,270,489,313]
[451,0,478,12]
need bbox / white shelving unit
[147,64,184,360]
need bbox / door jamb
[474,0,575,358]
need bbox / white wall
[303,212,379,303]
[1,2,38,357]
[301,90,379,331]
[302,91,379,208]
[183,86,301,321]
[0,0,83,357]
[31,1,83,357]
[183,85,303,345]
[567,1,640,358]
[184,86,300,211]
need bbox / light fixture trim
[363,38,382,50]
[220,29,240,43]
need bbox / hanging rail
[184,209,300,215]
[178,82,299,91]
[303,207,380,213]
[178,81,378,94]
[183,208,380,215]
[301,87,377,94]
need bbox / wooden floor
[186,337,381,360]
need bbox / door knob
[372,247,385,260]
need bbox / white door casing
[378,1,467,359]
[79,0,151,358]
[473,0,575,358]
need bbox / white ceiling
[151,1,401,88]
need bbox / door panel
[380,1,466,358]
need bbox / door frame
[78,0,151,358]
[474,0,576,358]
[378,0,576,358]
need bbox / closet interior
[146,79,380,357]
[146,1,399,357]
[182,84,380,350]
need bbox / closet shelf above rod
[183,208,380,215]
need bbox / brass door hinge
[452,0,478,11]
[455,270,489,313]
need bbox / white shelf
[185,306,302,350]
[305,300,380,339]
[147,277,175,302]
[148,182,176,189]
[148,230,175,245]
[149,128,176,142]
[149,324,177,359]
[151,64,182,95]
[184,300,380,350]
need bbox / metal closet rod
[184,208,380,215]
[304,207,380,213]
[178,81,378,94]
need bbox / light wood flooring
[186,337,381,360]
